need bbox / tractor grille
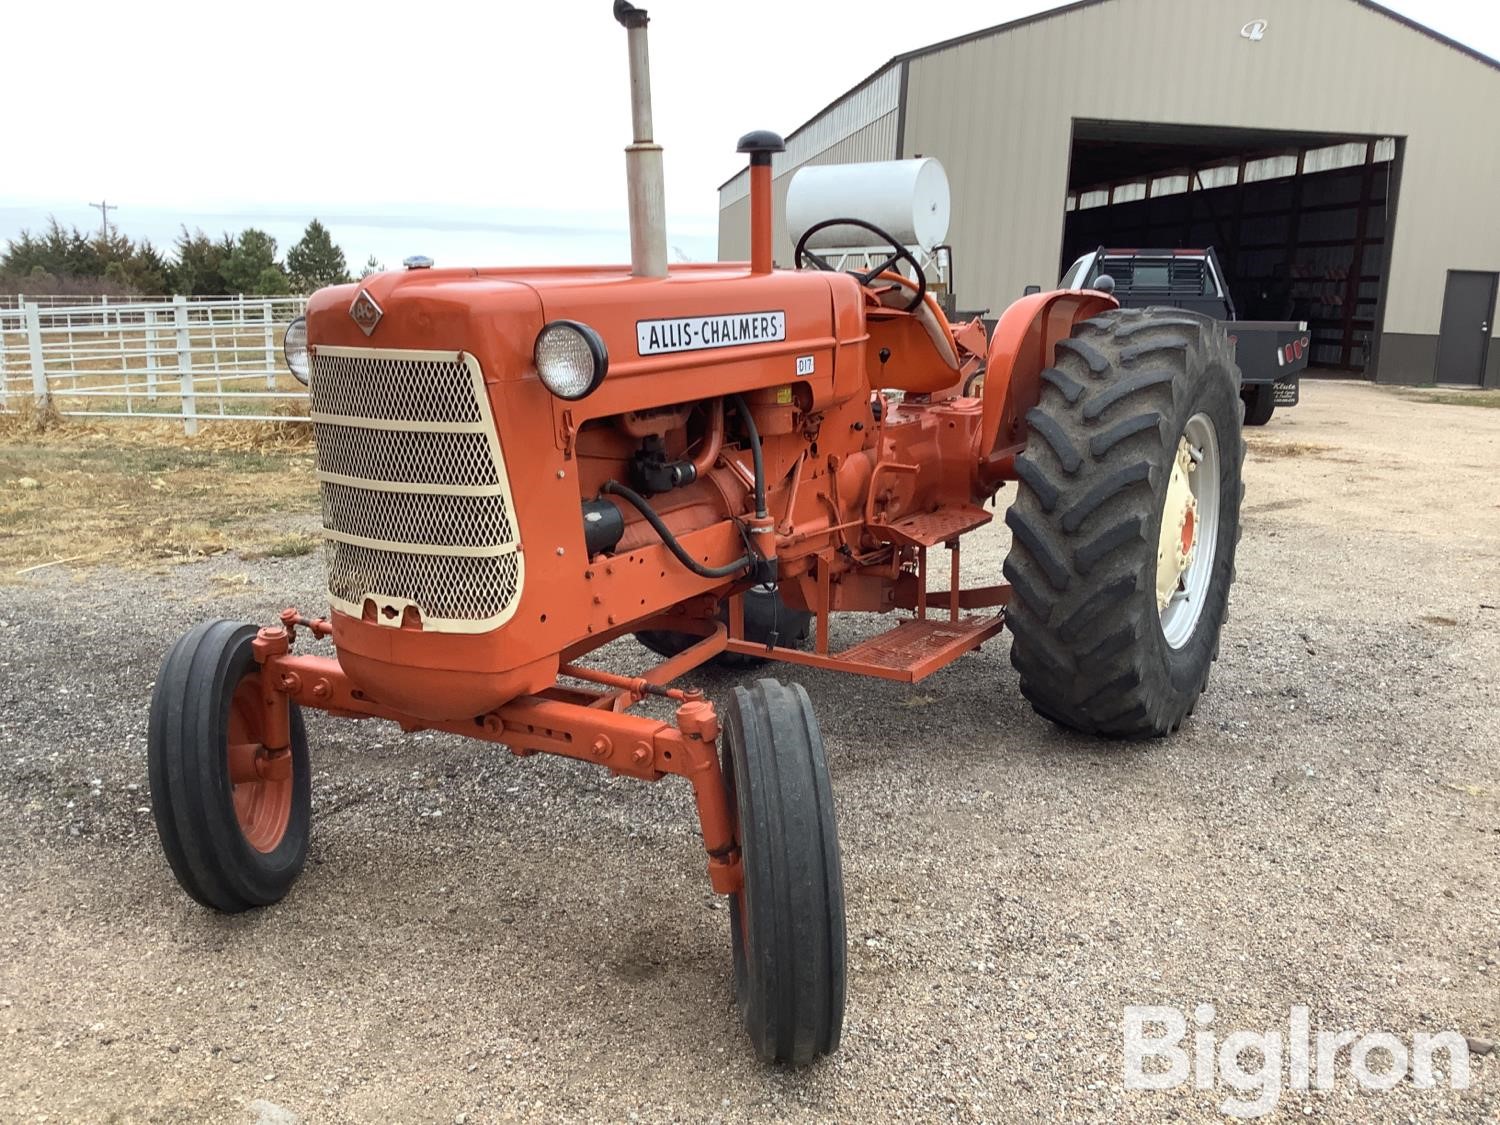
[312,424,500,487]
[308,347,524,633]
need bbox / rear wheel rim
[1158,412,1221,649]
[226,676,293,853]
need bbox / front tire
[722,680,845,1065]
[147,620,312,912]
[1002,307,1244,737]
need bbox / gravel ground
[1,380,1497,1123]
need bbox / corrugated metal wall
[898,0,1500,339]
[717,67,900,261]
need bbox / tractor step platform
[837,615,1005,679]
[724,612,1007,683]
[872,505,991,548]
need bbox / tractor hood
[305,264,860,407]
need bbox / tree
[254,266,291,295]
[3,218,96,278]
[221,229,290,295]
[100,235,168,294]
[3,218,323,296]
[128,241,171,295]
[286,219,349,291]
[2,218,171,296]
[172,227,234,295]
[359,254,384,280]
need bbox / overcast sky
[2,0,1497,270]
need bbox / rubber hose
[599,480,753,579]
[727,393,767,519]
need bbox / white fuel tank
[785,158,951,251]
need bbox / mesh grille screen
[321,481,513,549]
[310,353,483,423]
[309,350,521,630]
[312,423,499,487]
[325,541,522,624]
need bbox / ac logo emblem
[349,289,384,336]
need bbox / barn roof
[719,0,1499,191]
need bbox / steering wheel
[793,217,928,313]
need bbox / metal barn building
[717,0,1500,386]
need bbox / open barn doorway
[1061,120,1402,376]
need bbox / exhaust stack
[615,2,667,278]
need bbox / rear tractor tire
[1002,307,1245,737]
[636,584,813,669]
[722,679,845,1066]
[147,620,312,912]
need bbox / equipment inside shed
[1060,120,1398,373]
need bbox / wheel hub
[228,677,294,853]
[1155,438,1199,612]
[1157,413,1222,650]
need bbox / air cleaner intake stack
[615,1,667,278]
[736,130,785,275]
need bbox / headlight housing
[534,320,608,400]
[283,316,310,385]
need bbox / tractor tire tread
[1039,366,1085,403]
[725,680,845,1066]
[148,619,311,912]
[1002,307,1245,738]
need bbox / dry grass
[0,415,318,578]
[1394,388,1500,409]
[243,533,321,560]
[1245,437,1333,459]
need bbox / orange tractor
[147,2,1243,1066]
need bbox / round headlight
[534,320,608,400]
[283,316,310,385]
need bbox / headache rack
[1092,246,1237,317]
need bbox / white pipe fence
[0,293,182,310]
[0,294,310,434]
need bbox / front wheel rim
[226,676,293,853]
[1157,412,1221,649]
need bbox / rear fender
[976,288,1118,479]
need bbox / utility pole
[88,200,116,242]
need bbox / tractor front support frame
[251,612,744,895]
